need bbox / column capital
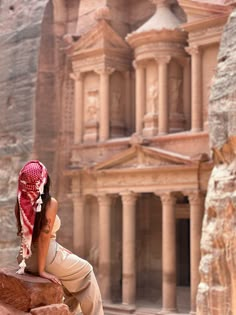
[70,71,84,81]
[186,190,205,205]
[158,192,176,205]
[120,191,138,205]
[185,45,201,56]
[97,193,112,207]
[95,66,115,76]
[132,60,148,70]
[156,55,171,65]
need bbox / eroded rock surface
[197,8,236,315]
[0,268,64,312]
[0,0,49,267]
[30,304,71,315]
[0,301,29,315]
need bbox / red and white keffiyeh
[17,160,48,274]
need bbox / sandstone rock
[0,268,64,312]
[30,304,70,315]
[208,9,236,154]
[0,0,51,271]
[197,7,236,315]
[0,301,29,315]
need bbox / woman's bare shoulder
[50,197,58,206]
[46,197,58,213]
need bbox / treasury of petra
[1,0,236,314]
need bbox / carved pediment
[93,145,197,171]
[72,20,131,56]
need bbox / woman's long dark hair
[15,175,52,243]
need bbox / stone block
[0,267,64,312]
[0,301,29,315]
[30,304,70,315]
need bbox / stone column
[158,56,171,135]
[70,72,84,144]
[121,191,137,305]
[186,46,202,132]
[97,193,112,302]
[134,61,145,134]
[97,67,114,142]
[159,192,177,312]
[71,193,85,257]
[188,191,205,314]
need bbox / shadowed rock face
[0,0,49,155]
[0,0,49,266]
[197,9,236,315]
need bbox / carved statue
[86,90,99,122]
[196,9,236,315]
[148,81,158,113]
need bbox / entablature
[182,13,229,47]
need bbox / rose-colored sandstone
[0,301,29,315]
[197,8,236,315]
[30,304,70,315]
[0,268,64,312]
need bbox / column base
[160,308,177,314]
[189,311,196,315]
[103,302,136,314]
[158,132,168,136]
[191,128,201,133]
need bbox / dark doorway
[176,219,190,286]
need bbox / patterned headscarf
[17,160,48,274]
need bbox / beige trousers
[23,241,104,315]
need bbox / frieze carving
[97,170,194,188]
[74,57,130,74]
[72,56,104,71]
[134,42,186,57]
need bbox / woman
[15,160,104,315]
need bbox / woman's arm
[37,197,61,284]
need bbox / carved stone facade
[66,1,235,314]
[1,0,236,315]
